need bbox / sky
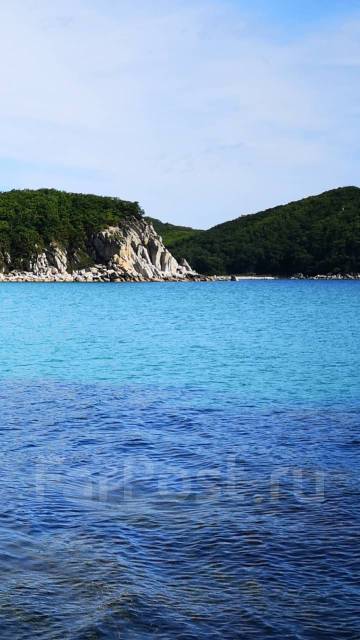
[0,0,359,228]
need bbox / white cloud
[0,0,359,227]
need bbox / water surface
[0,282,359,639]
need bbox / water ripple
[0,382,359,639]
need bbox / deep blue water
[0,281,359,639]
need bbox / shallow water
[0,281,359,639]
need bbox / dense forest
[0,186,359,275]
[0,189,143,269]
[151,187,360,276]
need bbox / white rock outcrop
[29,243,68,275]
[91,218,196,280]
[0,217,198,282]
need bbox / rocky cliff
[0,217,197,282]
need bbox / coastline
[0,271,270,283]
[1,270,359,283]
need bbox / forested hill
[1,186,359,276]
[0,188,143,268]
[145,217,202,247]
[151,187,360,276]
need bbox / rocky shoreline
[291,273,360,280]
[1,271,359,283]
[0,267,210,283]
[0,270,266,283]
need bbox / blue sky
[0,0,359,227]
[241,0,360,27]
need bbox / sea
[0,281,359,639]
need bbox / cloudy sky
[0,0,359,227]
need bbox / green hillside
[146,217,202,246]
[162,187,360,276]
[0,188,143,269]
[1,186,359,276]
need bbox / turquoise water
[0,282,359,639]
